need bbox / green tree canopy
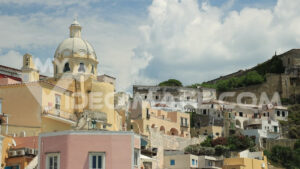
[158,79,183,87]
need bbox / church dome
[54,20,97,60]
[53,19,98,79]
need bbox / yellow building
[0,19,121,136]
[130,101,190,138]
[198,125,223,138]
[223,150,268,169]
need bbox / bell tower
[21,53,40,82]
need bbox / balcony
[42,107,77,124]
[180,123,189,128]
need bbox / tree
[158,79,183,87]
[215,145,230,157]
[243,71,264,86]
[281,104,300,139]
[200,136,213,147]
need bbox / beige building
[164,151,222,169]
[130,101,190,138]
[197,126,223,138]
[223,150,268,169]
[0,20,122,137]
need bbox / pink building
[38,131,140,169]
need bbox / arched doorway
[170,128,179,136]
[160,126,165,134]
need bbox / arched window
[63,63,71,72]
[91,65,95,74]
[78,63,85,72]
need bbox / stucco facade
[223,151,268,169]
[130,101,190,138]
[0,20,121,136]
[38,130,140,169]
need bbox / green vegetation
[188,82,217,89]
[255,56,285,76]
[264,140,300,169]
[280,104,300,139]
[185,135,255,157]
[189,111,197,128]
[189,71,264,91]
[158,79,183,87]
[189,56,285,91]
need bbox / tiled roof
[12,136,38,150]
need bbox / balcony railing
[180,123,189,128]
[42,107,77,122]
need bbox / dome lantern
[69,19,82,38]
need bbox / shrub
[211,137,227,147]
[215,145,230,157]
[200,136,213,147]
[198,147,215,156]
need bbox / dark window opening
[63,62,71,72]
[239,112,243,117]
[91,65,95,74]
[78,63,85,72]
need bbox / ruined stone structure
[208,49,300,104]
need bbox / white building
[133,85,216,113]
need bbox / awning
[140,155,155,162]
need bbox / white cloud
[0,50,23,69]
[1,0,300,92]
[132,0,300,86]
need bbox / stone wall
[219,74,283,104]
[264,138,297,151]
[148,128,205,169]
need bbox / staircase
[25,156,38,169]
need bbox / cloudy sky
[0,0,300,91]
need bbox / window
[144,95,147,99]
[282,111,286,117]
[203,109,207,115]
[239,112,243,117]
[277,110,280,116]
[7,165,20,169]
[134,149,139,166]
[0,99,2,114]
[156,96,159,100]
[91,65,95,74]
[170,160,175,165]
[63,63,70,72]
[187,96,190,101]
[208,160,213,166]
[46,153,60,169]
[89,152,105,169]
[192,159,195,165]
[146,108,150,119]
[55,95,61,110]
[78,63,85,72]
[55,65,58,74]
